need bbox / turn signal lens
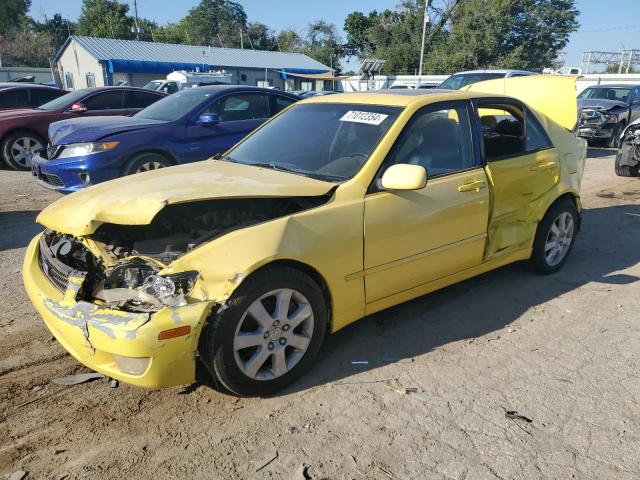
[158,325,191,340]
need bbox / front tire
[199,267,327,397]
[1,131,45,170]
[614,149,640,177]
[123,152,173,176]
[530,199,578,274]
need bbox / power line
[575,24,640,34]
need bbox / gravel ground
[1,149,639,480]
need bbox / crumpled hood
[578,98,627,112]
[49,116,163,145]
[37,160,335,236]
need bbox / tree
[276,29,305,53]
[0,27,51,67]
[181,0,247,47]
[305,20,342,71]
[343,0,579,75]
[0,0,30,34]
[33,14,75,54]
[76,0,133,39]
[245,22,277,51]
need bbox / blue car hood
[49,116,164,145]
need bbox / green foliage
[76,0,133,39]
[344,0,580,74]
[246,22,277,51]
[305,20,342,71]
[0,27,52,67]
[181,0,247,47]
[0,0,31,34]
[32,14,75,54]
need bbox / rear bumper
[23,235,214,388]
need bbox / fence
[0,67,54,84]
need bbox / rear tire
[1,131,45,170]
[123,152,173,175]
[530,199,578,274]
[199,267,327,397]
[614,150,640,177]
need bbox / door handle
[530,161,556,171]
[458,179,486,192]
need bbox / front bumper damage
[618,122,640,167]
[23,235,215,388]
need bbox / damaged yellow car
[23,76,586,396]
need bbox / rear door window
[30,89,64,107]
[83,90,125,111]
[126,90,163,108]
[272,95,296,115]
[208,93,270,122]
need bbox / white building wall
[57,39,104,90]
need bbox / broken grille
[38,236,75,291]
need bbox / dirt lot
[1,149,639,480]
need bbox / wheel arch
[0,127,47,146]
[120,148,177,175]
[240,259,334,330]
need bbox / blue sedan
[31,86,299,193]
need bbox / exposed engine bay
[38,195,332,312]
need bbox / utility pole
[418,0,431,84]
[240,28,244,49]
[132,0,141,40]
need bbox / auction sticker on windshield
[340,110,389,125]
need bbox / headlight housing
[604,114,619,124]
[57,141,119,159]
[98,261,199,312]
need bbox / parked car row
[32,86,299,193]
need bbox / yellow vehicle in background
[23,76,586,396]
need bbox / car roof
[181,84,298,96]
[302,89,498,107]
[451,69,534,75]
[0,82,63,90]
[80,86,165,93]
[582,84,640,88]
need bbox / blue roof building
[54,36,332,92]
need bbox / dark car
[0,86,166,170]
[0,83,67,111]
[31,86,299,193]
[577,84,640,148]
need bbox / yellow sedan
[23,76,586,396]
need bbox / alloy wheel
[544,212,575,267]
[10,136,42,168]
[233,288,314,381]
[135,161,165,173]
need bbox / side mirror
[198,113,219,126]
[381,164,427,191]
[70,102,87,113]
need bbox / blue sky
[29,0,640,72]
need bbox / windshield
[437,72,505,90]
[135,88,216,121]
[578,87,631,102]
[37,89,90,111]
[142,80,164,90]
[226,103,400,182]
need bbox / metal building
[53,36,333,91]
